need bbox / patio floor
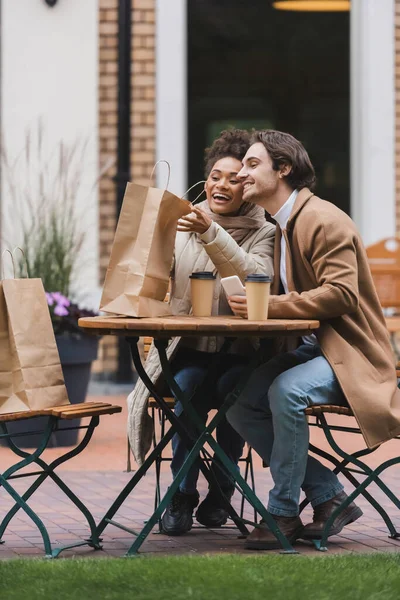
[0,394,400,559]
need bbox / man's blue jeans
[227,344,346,517]
[170,349,247,495]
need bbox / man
[227,130,400,550]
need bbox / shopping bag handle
[149,160,171,190]
[12,247,29,278]
[1,249,15,279]
[181,180,206,205]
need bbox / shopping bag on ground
[0,250,69,414]
[100,161,192,317]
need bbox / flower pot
[52,333,99,446]
[4,333,98,448]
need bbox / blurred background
[0,0,397,381]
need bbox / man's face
[237,143,280,205]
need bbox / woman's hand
[228,295,248,319]
[177,206,212,235]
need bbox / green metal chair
[302,402,400,551]
[0,401,122,558]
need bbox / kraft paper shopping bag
[100,161,191,317]
[0,251,68,414]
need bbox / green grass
[1,554,400,600]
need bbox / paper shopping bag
[100,163,191,317]
[0,276,69,414]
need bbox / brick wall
[93,0,156,377]
[131,0,156,185]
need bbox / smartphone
[221,275,246,297]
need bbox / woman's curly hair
[204,129,250,177]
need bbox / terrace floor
[0,393,399,559]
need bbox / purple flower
[52,292,70,307]
[45,290,98,335]
[54,304,69,317]
[45,292,54,306]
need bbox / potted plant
[1,127,107,446]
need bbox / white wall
[156,0,187,196]
[0,0,99,302]
[351,0,395,246]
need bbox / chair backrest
[143,337,152,360]
[366,238,400,308]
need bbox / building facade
[0,0,398,377]
[97,0,156,376]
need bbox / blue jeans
[170,349,247,495]
[227,344,346,517]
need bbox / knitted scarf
[196,199,266,244]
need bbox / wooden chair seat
[0,402,121,422]
[148,397,174,408]
[305,404,353,417]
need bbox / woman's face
[205,156,244,216]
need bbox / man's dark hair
[251,130,316,191]
[204,129,250,177]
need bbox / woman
[127,129,275,536]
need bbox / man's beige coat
[269,188,400,449]
[127,218,275,465]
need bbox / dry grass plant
[1,122,113,299]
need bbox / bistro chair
[302,401,400,551]
[366,237,400,314]
[366,237,400,364]
[0,400,122,558]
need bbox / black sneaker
[161,490,199,536]
[195,487,234,528]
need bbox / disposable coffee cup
[190,271,216,317]
[245,274,272,320]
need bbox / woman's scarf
[196,199,266,245]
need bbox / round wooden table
[79,314,320,338]
[79,314,320,556]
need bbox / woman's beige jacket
[127,218,275,465]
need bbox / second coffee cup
[245,274,272,320]
[190,271,216,317]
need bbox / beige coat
[127,218,276,465]
[269,188,400,449]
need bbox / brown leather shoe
[245,515,304,550]
[302,491,363,539]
